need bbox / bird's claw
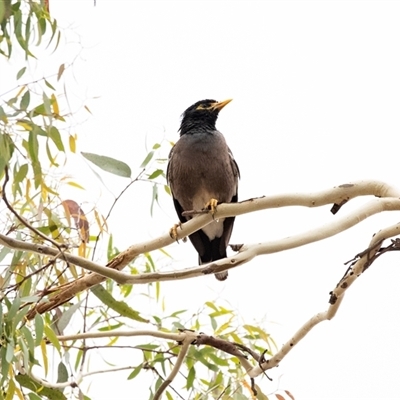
[205,198,219,218]
[169,223,182,241]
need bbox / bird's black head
[179,99,232,135]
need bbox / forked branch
[0,179,399,319]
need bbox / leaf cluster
[0,3,281,399]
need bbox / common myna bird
[167,99,240,280]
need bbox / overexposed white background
[6,1,400,399]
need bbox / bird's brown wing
[217,148,239,262]
[168,145,208,259]
[167,139,239,280]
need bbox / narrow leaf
[127,364,142,380]
[20,91,30,110]
[186,367,196,389]
[6,296,21,322]
[51,93,59,115]
[68,134,76,153]
[54,300,84,333]
[5,377,15,400]
[40,339,48,375]
[44,324,61,353]
[28,393,42,400]
[0,106,8,123]
[44,79,56,90]
[48,126,65,151]
[57,63,65,81]
[34,313,44,346]
[6,341,14,363]
[57,361,68,384]
[81,152,131,178]
[140,150,154,168]
[14,163,28,184]
[15,375,67,400]
[150,183,158,216]
[28,130,39,162]
[148,169,164,180]
[0,347,9,384]
[61,200,89,243]
[16,66,26,80]
[91,285,149,323]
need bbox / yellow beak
[213,99,233,111]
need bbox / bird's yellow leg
[204,198,219,217]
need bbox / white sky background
[5,1,400,399]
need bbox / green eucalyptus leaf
[186,367,196,389]
[15,374,67,400]
[57,361,68,384]
[54,300,84,333]
[140,150,154,168]
[14,163,28,184]
[28,130,39,162]
[91,285,148,323]
[81,152,132,178]
[0,133,14,173]
[16,66,26,80]
[127,364,142,380]
[48,126,64,151]
[6,295,21,322]
[0,106,8,123]
[34,313,44,346]
[0,347,9,384]
[44,79,56,90]
[148,169,164,180]
[44,324,61,354]
[6,341,14,363]
[20,91,30,110]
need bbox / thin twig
[2,166,65,250]
[153,334,192,400]
[92,168,145,259]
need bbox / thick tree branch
[54,212,400,391]
[248,222,400,378]
[5,180,398,396]
[0,180,398,318]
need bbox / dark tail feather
[214,271,228,281]
[198,236,228,281]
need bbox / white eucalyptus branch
[81,365,139,377]
[15,351,84,390]
[0,180,397,281]
[21,362,140,390]
[248,220,400,378]
[153,334,193,400]
[8,195,400,287]
[119,196,400,283]
[0,179,398,318]
[57,329,255,390]
[55,206,400,396]
[57,329,186,342]
[12,180,398,396]
[28,368,83,389]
